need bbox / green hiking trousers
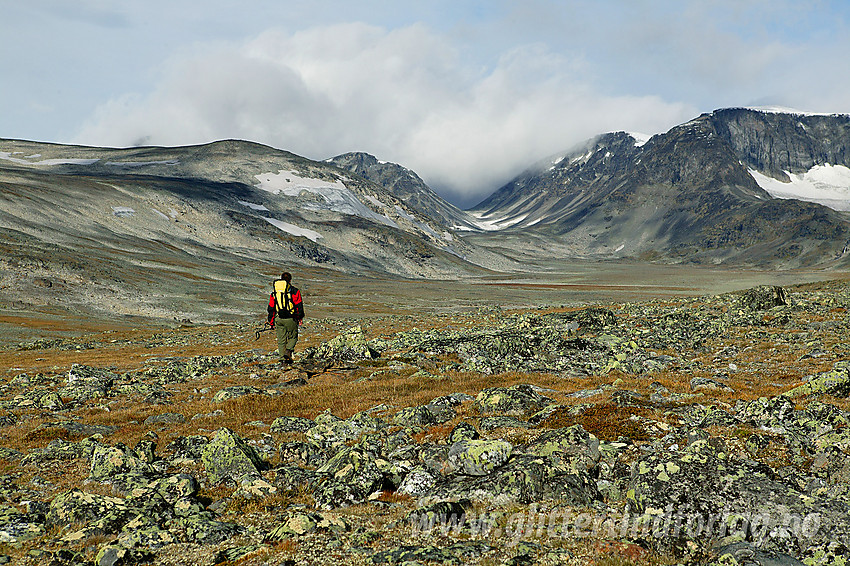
[275,318,299,358]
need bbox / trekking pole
[255,323,274,340]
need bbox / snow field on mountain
[254,170,397,227]
[749,164,850,211]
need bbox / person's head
[281,272,292,282]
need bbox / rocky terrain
[2,279,850,565]
[3,108,850,333]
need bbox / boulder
[306,325,378,361]
[0,504,45,543]
[270,415,315,433]
[737,285,788,311]
[783,364,850,399]
[447,440,513,476]
[201,428,266,484]
[89,444,156,483]
[524,424,601,472]
[475,384,553,416]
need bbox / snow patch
[254,170,397,227]
[468,211,529,231]
[626,132,651,147]
[0,151,100,166]
[394,205,437,238]
[151,208,170,220]
[112,206,135,218]
[743,106,849,117]
[105,160,179,167]
[238,200,269,212]
[749,165,850,211]
[262,217,323,242]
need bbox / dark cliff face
[328,152,477,229]
[470,109,850,267]
[708,108,850,179]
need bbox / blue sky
[3,0,850,206]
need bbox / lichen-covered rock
[370,541,493,565]
[626,438,850,556]
[432,454,600,505]
[524,424,601,472]
[201,428,266,484]
[392,405,437,427]
[0,504,45,542]
[211,385,263,403]
[90,444,156,483]
[475,384,553,416]
[270,415,315,433]
[144,474,199,504]
[47,489,131,528]
[784,363,850,399]
[447,440,513,476]
[305,410,384,449]
[305,325,378,361]
[737,285,788,311]
[267,512,348,540]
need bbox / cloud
[74,22,695,206]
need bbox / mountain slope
[0,139,511,323]
[470,108,850,267]
[326,152,480,230]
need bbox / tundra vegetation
[1,279,850,565]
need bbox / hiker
[267,272,305,364]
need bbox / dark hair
[281,272,292,282]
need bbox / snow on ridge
[740,106,850,117]
[625,132,651,147]
[749,165,850,211]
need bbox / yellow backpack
[273,280,296,316]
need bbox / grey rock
[270,415,315,433]
[447,440,513,476]
[201,428,266,484]
[475,384,553,416]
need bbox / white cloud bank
[74,23,693,206]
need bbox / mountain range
[2,107,849,324]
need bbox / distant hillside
[0,139,513,323]
[469,108,850,268]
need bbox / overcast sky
[3,1,850,207]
